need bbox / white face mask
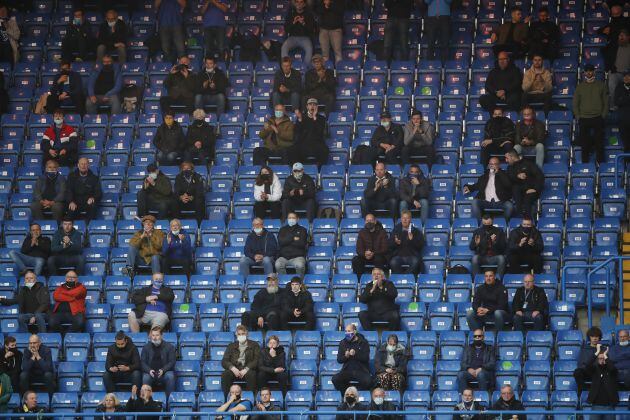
[25,282,35,289]
[171,230,180,236]
[620,340,629,347]
[107,20,116,27]
[149,172,158,180]
[237,335,247,344]
[253,227,263,235]
[287,218,297,227]
[373,397,384,406]
[386,344,396,352]
[151,339,162,346]
[54,118,63,126]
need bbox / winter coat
[41,124,78,159]
[399,174,431,203]
[337,333,371,374]
[49,71,84,99]
[87,63,123,97]
[125,395,163,420]
[453,401,484,420]
[587,358,619,406]
[304,68,336,97]
[33,173,67,203]
[197,68,228,95]
[1,281,50,314]
[0,348,22,381]
[0,16,20,63]
[52,282,87,315]
[277,224,308,259]
[508,226,544,256]
[19,234,51,260]
[472,281,509,314]
[461,343,496,372]
[493,21,529,46]
[284,8,317,38]
[364,174,398,202]
[385,0,414,18]
[374,343,408,375]
[130,285,174,319]
[484,117,516,148]
[97,19,128,49]
[371,124,403,150]
[273,69,303,94]
[506,158,544,193]
[65,169,102,204]
[356,222,389,257]
[254,174,283,202]
[129,229,165,264]
[164,71,196,100]
[258,116,295,150]
[522,67,553,94]
[615,82,630,122]
[153,122,186,154]
[336,402,368,420]
[359,280,399,315]
[105,339,141,371]
[258,345,287,373]
[295,114,327,145]
[465,170,513,202]
[281,288,314,317]
[50,228,83,256]
[142,172,173,201]
[141,340,176,373]
[244,229,278,259]
[403,121,436,147]
[162,231,192,261]
[485,64,523,98]
[389,223,424,258]
[491,396,526,420]
[222,339,261,370]
[185,121,216,156]
[282,173,316,200]
[514,120,546,146]
[251,288,284,315]
[366,400,401,420]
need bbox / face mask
[585,74,595,83]
[522,227,531,234]
[483,224,493,230]
[474,339,484,347]
[183,170,193,178]
[493,115,502,120]
[151,339,162,346]
[194,120,204,126]
[237,335,247,344]
[254,227,263,235]
[386,344,396,352]
[73,18,82,25]
[274,111,284,118]
[25,282,35,289]
[293,172,303,181]
[381,121,390,128]
[206,67,215,73]
[66,280,76,287]
[102,64,113,71]
[171,230,180,236]
[287,218,297,227]
[149,172,158,180]
[46,171,58,179]
[107,20,116,27]
[345,332,354,341]
[373,397,384,406]
[620,341,629,347]
[261,174,270,181]
[346,396,356,404]
[153,281,163,289]
[54,118,63,126]
[409,173,419,179]
[365,222,375,230]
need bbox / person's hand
[167,234,172,244]
[59,149,67,156]
[386,368,393,374]
[382,178,389,186]
[515,311,523,316]
[158,369,164,378]
[258,317,264,328]
[512,416,519,420]
[254,254,263,262]
[87,197,95,205]
[114,42,125,48]
[517,172,527,180]
[256,402,266,411]
[364,250,374,259]
[68,202,77,211]
[474,235,481,245]
[62,236,71,245]
[481,139,492,147]
[150,369,156,377]
[394,235,401,245]
[463,185,470,194]
[261,192,268,201]
[490,33,497,43]
[526,188,536,194]
[118,365,130,372]
[274,367,285,373]
[59,92,69,100]
[30,235,38,246]
[131,384,138,396]
[349,349,356,356]
[477,307,488,316]
[4,350,12,359]
[146,175,155,185]
[194,141,202,149]
[519,237,527,247]
[29,316,36,325]
[345,350,351,358]
[203,80,210,89]
[181,68,189,77]
[496,89,505,99]
[270,124,279,133]
[239,368,248,377]
[49,149,58,157]
[58,74,69,84]
[490,234,497,242]
[317,68,326,80]
[230,366,240,377]
[411,177,420,185]
[146,295,158,303]
[90,95,97,104]
[298,189,304,196]
[269,347,276,357]
[413,200,422,209]
[289,188,296,197]
[293,308,301,317]
[279,84,288,93]
[178,234,185,241]
[532,310,540,318]
[468,367,477,377]
[294,108,302,121]
[602,26,611,35]
[524,15,532,23]
[527,238,535,246]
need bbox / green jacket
[573,80,608,119]
[0,372,13,412]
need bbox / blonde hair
[101,393,120,407]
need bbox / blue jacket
[140,340,176,374]
[244,229,278,259]
[162,231,192,261]
[608,344,630,371]
[425,0,452,17]
[51,228,83,256]
[87,63,122,97]
[22,344,54,376]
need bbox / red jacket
[41,124,78,156]
[53,283,87,315]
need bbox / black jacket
[0,347,22,379]
[251,288,284,315]
[18,234,51,260]
[389,223,424,258]
[281,287,314,317]
[258,345,287,373]
[370,124,403,150]
[511,285,548,316]
[485,64,523,98]
[282,173,317,201]
[453,401,484,420]
[366,401,401,420]
[295,114,326,144]
[317,0,344,29]
[63,21,94,45]
[385,0,414,18]
[466,170,513,202]
[506,158,544,194]
[49,70,84,99]
[304,68,336,97]
[577,344,599,370]
[374,343,408,375]
[491,396,526,420]
[65,169,102,204]
[125,394,163,420]
[197,68,228,95]
[470,225,507,257]
[508,226,544,256]
[365,174,398,202]
[461,343,496,371]
[97,19,128,49]
[131,285,175,319]
[250,403,282,420]
[359,280,398,315]
[284,8,317,38]
[174,171,205,201]
[185,121,216,156]
[587,358,619,405]
[273,69,303,94]
[615,82,630,122]
[528,20,559,49]
[277,224,308,259]
[95,404,124,419]
[153,122,186,154]
[0,282,50,314]
[140,340,176,374]
[105,339,141,372]
[336,402,368,420]
[337,333,371,374]
[399,174,430,203]
[164,71,197,100]
[484,116,516,148]
[472,282,509,314]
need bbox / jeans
[47,254,85,276]
[275,256,306,277]
[49,311,85,333]
[18,313,47,333]
[424,16,451,63]
[127,247,162,274]
[204,26,227,59]
[383,18,409,61]
[512,311,545,331]
[103,370,142,392]
[358,309,400,330]
[156,150,182,166]
[159,25,185,63]
[9,251,45,275]
[471,199,513,221]
[457,369,492,393]
[319,28,343,63]
[471,254,507,278]
[578,116,605,163]
[389,255,423,275]
[194,93,226,115]
[272,91,301,112]
[587,405,616,420]
[514,143,545,169]
[466,308,509,331]
[143,371,176,395]
[239,256,274,276]
[96,44,127,63]
[85,94,121,115]
[400,199,429,223]
[281,36,313,64]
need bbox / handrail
[614,152,630,188]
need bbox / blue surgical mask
[345,332,354,341]
[153,281,163,289]
[287,218,297,227]
[73,17,82,25]
[274,111,284,118]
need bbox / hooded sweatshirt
[105,339,141,372]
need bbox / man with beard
[241,274,283,331]
[521,55,554,115]
[573,64,608,163]
[103,330,142,392]
[457,329,496,393]
[0,336,21,391]
[280,276,315,330]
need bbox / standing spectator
[126,384,163,420]
[280,276,315,329]
[332,323,373,393]
[61,8,95,62]
[457,329,496,393]
[201,0,230,61]
[352,214,389,277]
[586,353,618,420]
[41,110,79,168]
[48,217,85,275]
[9,224,51,276]
[317,0,344,64]
[0,336,22,392]
[402,109,437,166]
[491,385,526,420]
[96,394,124,419]
[275,212,308,277]
[522,54,554,115]
[65,158,102,221]
[480,107,515,167]
[241,274,283,331]
[0,4,19,66]
[383,0,413,62]
[573,64,608,163]
[161,219,192,275]
[252,387,282,420]
[173,161,206,223]
[292,99,329,166]
[137,163,174,219]
[221,325,260,395]
[14,391,47,417]
[0,272,49,333]
[141,327,176,395]
[605,29,630,110]
[281,0,316,64]
[513,107,546,169]
[335,386,368,420]
[303,54,336,113]
[507,216,544,274]
[463,158,513,221]
[367,111,403,165]
[374,334,407,391]
[217,384,254,416]
[505,149,544,217]
[128,272,174,333]
[574,326,604,394]
[86,55,122,115]
[154,112,186,165]
[480,52,523,112]
[398,164,430,223]
[31,160,66,221]
[528,7,559,61]
[491,7,529,58]
[512,274,548,331]
[195,56,227,115]
[160,56,197,113]
[361,162,399,219]
[424,0,452,63]
[281,162,317,222]
[96,9,128,63]
[185,109,216,165]
[45,60,85,115]
[389,210,424,275]
[453,389,485,420]
[103,331,142,392]
[257,335,288,395]
[358,268,400,330]
[254,166,283,219]
[124,215,164,275]
[615,71,630,152]
[607,329,630,389]
[254,103,295,165]
[469,216,508,278]
[240,218,278,276]
[49,270,86,332]
[466,270,509,330]
[156,0,186,63]
[19,335,54,395]
[272,57,303,112]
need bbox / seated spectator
[491,7,529,58]
[103,331,142,392]
[528,7,559,61]
[457,329,496,393]
[466,270,509,330]
[86,54,122,115]
[242,273,283,331]
[352,214,389,277]
[574,326,604,394]
[281,0,316,65]
[185,109,216,166]
[513,107,546,169]
[281,162,317,222]
[201,0,229,61]
[30,160,66,221]
[280,276,315,330]
[463,158,513,222]
[608,329,630,388]
[254,166,283,219]
[453,388,484,420]
[317,0,344,64]
[292,99,329,166]
[160,56,196,114]
[364,111,403,165]
[126,384,163,420]
[217,384,254,416]
[48,270,86,332]
[141,327,176,395]
[154,112,186,166]
[161,219,192,275]
[481,107,515,166]
[221,325,260,395]
[335,386,367,420]
[399,164,430,223]
[44,60,85,115]
[375,334,407,391]
[137,163,174,219]
[614,71,630,153]
[14,391,47,417]
[2,265,44,324]
[195,56,227,115]
[586,352,619,417]
[156,0,186,63]
[0,369,11,413]
[257,335,288,395]
[382,0,413,62]
[0,4,19,66]
[522,55,553,115]
[41,110,79,168]
[507,216,544,274]
[492,385,526,420]
[96,9,128,63]
[402,109,437,166]
[361,162,398,219]
[512,274,548,331]
[332,324,373,392]
[240,218,278,276]
[275,213,308,277]
[604,28,630,109]
[9,223,50,276]
[254,104,295,166]
[173,161,206,223]
[471,216,507,277]
[65,158,102,221]
[61,8,95,62]
[48,217,85,275]
[389,210,425,275]
[128,272,174,333]
[366,387,400,420]
[573,64,608,164]
[252,387,282,420]
[0,336,22,392]
[124,215,164,275]
[359,268,399,330]
[19,335,54,394]
[95,393,124,419]
[505,149,544,216]
[272,57,303,112]
[303,54,336,113]
[480,52,523,112]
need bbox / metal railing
[614,152,630,189]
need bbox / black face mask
[365,222,375,230]
[522,227,531,234]
[65,281,76,288]
[261,174,270,181]
[346,396,356,404]
[194,120,204,126]
[483,224,493,231]
[102,64,113,71]
[183,170,193,178]
[474,339,484,347]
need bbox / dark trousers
[280,310,315,330]
[508,253,543,274]
[156,150,183,166]
[332,369,373,394]
[289,142,329,167]
[103,370,142,392]
[176,197,205,223]
[184,148,213,166]
[49,311,85,333]
[513,311,545,331]
[480,92,522,112]
[619,116,630,152]
[512,187,538,217]
[573,367,589,394]
[204,26,227,60]
[522,91,553,114]
[361,197,398,219]
[352,255,387,277]
[137,189,172,219]
[390,255,423,275]
[20,370,54,394]
[281,198,316,222]
[62,35,93,61]
[257,370,288,395]
[254,201,282,219]
[221,369,257,397]
[160,95,195,114]
[358,310,400,331]
[424,16,451,63]
[66,199,97,221]
[253,147,288,166]
[401,145,436,166]
[481,142,514,166]
[31,201,65,221]
[46,93,85,115]
[457,369,493,393]
[47,254,85,275]
[368,145,400,165]
[7,371,18,393]
[383,18,409,61]
[241,310,280,331]
[578,116,605,163]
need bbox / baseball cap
[292,162,304,171]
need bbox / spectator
[161,219,192,275]
[251,387,282,420]
[44,60,85,115]
[124,215,164,276]
[480,52,523,112]
[185,109,216,165]
[195,56,227,115]
[389,210,425,275]
[9,224,51,276]
[573,64,608,163]
[137,163,174,219]
[375,334,407,391]
[491,7,529,58]
[160,56,196,114]
[359,268,400,330]
[48,217,85,275]
[317,0,344,64]
[615,70,630,152]
[95,393,124,419]
[383,0,413,62]
[281,162,317,222]
[424,0,452,63]
[48,270,86,332]
[470,216,508,278]
[0,369,11,413]
[491,385,526,420]
[453,388,484,420]
[141,327,176,395]
[587,354,619,420]
[292,99,329,166]
[505,150,544,217]
[240,218,278,276]
[480,107,515,167]
[606,29,630,110]
[126,384,163,420]
[128,272,174,333]
[463,158,513,222]
[61,8,95,62]
[522,54,554,115]
[201,0,230,61]
[30,160,66,221]
[154,111,186,165]
[398,164,430,223]
[254,103,295,165]
[402,109,437,166]
[332,323,373,393]
[507,216,544,274]
[367,111,403,165]
[512,274,548,331]
[14,391,47,417]
[367,387,401,420]
[272,57,303,112]
[352,214,389,277]
[242,273,283,330]
[335,386,367,420]
[0,272,49,333]
[96,9,128,63]
[41,110,79,168]
[303,54,336,114]
[221,325,260,395]
[86,54,122,114]
[361,162,398,219]
[257,335,288,395]
[467,270,509,330]
[280,276,315,329]
[608,329,630,388]
[103,331,142,392]
[174,161,206,223]
[528,7,560,61]
[217,384,254,417]
[599,4,630,54]
[574,326,604,394]
[457,329,496,393]
[0,336,22,392]
[65,158,102,221]
[276,212,308,277]
[156,0,186,63]
[281,0,316,65]
[254,166,283,219]
[0,4,19,66]
[513,107,546,169]
[19,335,54,394]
